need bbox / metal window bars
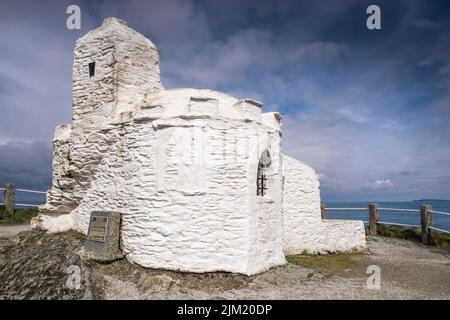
[256,163,267,196]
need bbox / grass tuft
[377,224,450,251]
[432,232,450,251]
[286,252,363,272]
[0,205,39,224]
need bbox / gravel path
[0,228,449,299]
[91,236,450,299]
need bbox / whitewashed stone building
[33,18,366,275]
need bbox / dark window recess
[257,149,271,197]
[88,62,95,77]
[256,162,267,196]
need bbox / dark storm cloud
[0,0,449,200]
[0,141,52,190]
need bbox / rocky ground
[0,224,31,239]
[0,226,449,299]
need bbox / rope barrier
[15,203,41,207]
[429,210,450,217]
[378,208,420,212]
[0,187,47,195]
[0,202,41,208]
[325,206,450,236]
[429,226,450,235]
[325,208,367,210]
[16,188,46,194]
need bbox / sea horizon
[323,199,450,231]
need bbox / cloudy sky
[0,0,449,201]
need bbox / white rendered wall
[247,128,286,274]
[41,18,162,216]
[40,124,75,215]
[281,155,367,254]
[36,18,366,275]
[41,85,286,275]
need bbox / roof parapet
[231,98,263,122]
[261,112,282,130]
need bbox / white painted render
[282,155,367,254]
[33,17,366,275]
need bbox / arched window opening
[256,149,271,196]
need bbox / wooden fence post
[420,204,432,245]
[320,203,326,220]
[3,183,16,215]
[369,203,379,236]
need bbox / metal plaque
[88,216,108,242]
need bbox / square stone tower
[41,18,164,214]
[72,17,162,125]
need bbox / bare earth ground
[0,226,449,299]
[0,224,31,238]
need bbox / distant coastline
[412,199,450,202]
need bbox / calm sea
[325,200,450,232]
[1,191,45,209]
[4,192,450,232]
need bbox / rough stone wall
[70,122,135,234]
[281,155,367,254]
[72,17,161,124]
[41,124,76,214]
[42,18,162,216]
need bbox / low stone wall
[282,155,367,254]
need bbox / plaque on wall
[84,211,124,261]
[88,216,108,242]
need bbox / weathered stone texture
[0,230,87,300]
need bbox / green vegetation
[0,205,38,224]
[377,224,422,241]
[84,259,97,268]
[377,224,450,251]
[286,252,363,272]
[432,232,450,251]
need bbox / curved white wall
[38,86,286,275]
